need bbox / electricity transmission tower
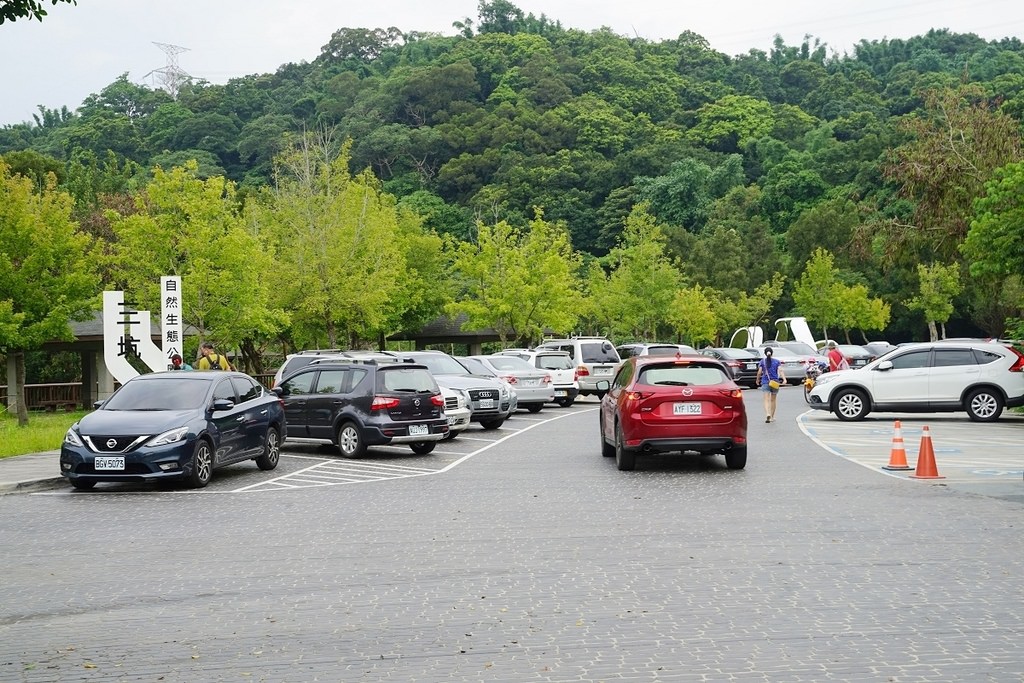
[145,42,191,98]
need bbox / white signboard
[102,289,171,385]
[160,276,184,369]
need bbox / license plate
[673,402,702,415]
[854,360,866,366]
[523,379,538,387]
[409,424,428,436]
[554,390,566,397]
[478,399,495,409]
[746,363,757,370]
[595,367,612,375]
[94,456,124,470]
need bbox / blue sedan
[60,371,286,490]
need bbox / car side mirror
[595,379,611,391]
[212,398,235,411]
[876,360,893,371]
[272,386,286,398]
[93,400,104,409]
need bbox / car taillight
[371,396,400,410]
[625,391,652,401]
[573,369,580,380]
[1007,346,1024,372]
[430,394,445,407]
[576,365,590,377]
[501,374,517,384]
[727,360,741,369]
[719,389,743,399]
[542,375,552,384]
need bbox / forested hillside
[2,0,1024,373]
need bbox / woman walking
[755,347,786,423]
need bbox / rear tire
[255,427,281,470]
[479,419,504,430]
[526,404,543,413]
[556,398,575,407]
[615,424,635,471]
[725,446,747,470]
[337,421,366,459]
[965,387,1003,421]
[410,442,435,455]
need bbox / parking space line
[230,408,596,493]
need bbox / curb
[0,476,67,495]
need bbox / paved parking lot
[2,391,1023,681]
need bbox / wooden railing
[2,373,277,412]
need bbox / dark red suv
[598,355,748,471]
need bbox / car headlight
[63,426,83,447]
[814,373,838,387]
[149,427,189,447]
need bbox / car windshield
[409,354,470,375]
[536,354,573,371]
[103,377,210,411]
[581,342,619,363]
[637,364,729,386]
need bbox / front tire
[725,446,747,470]
[337,421,366,459]
[832,388,870,421]
[526,404,543,413]
[479,418,504,430]
[70,479,96,490]
[187,439,213,488]
[410,442,435,455]
[615,424,635,471]
[255,427,281,470]
[600,414,615,457]
[965,387,1003,421]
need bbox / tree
[905,263,961,341]
[0,0,75,24]
[792,248,843,341]
[0,160,98,425]
[667,285,717,346]
[107,161,282,370]
[447,209,582,345]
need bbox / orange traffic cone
[882,420,912,471]
[909,425,945,479]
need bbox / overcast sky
[2,0,1022,126]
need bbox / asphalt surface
[1,389,1023,682]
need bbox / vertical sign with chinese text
[161,276,183,369]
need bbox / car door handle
[260,409,268,415]
[236,416,247,422]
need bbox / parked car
[818,344,876,368]
[275,359,448,457]
[862,341,897,358]
[762,341,825,376]
[748,346,805,385]
[60,371,285,490]
[535,337,621,398]
[461,355,554,413]
[806,340,1024,421]
[397,351,517,430]
[272,349,398,387]
[699,347,762,388]
[598,355,747,471]
[440,385,471,439]
[496,348,580,407]
[615,342,698,358]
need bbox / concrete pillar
[96,353,115,401]
[80,351,96,408]
[5,355,16,413]
[469,342,483,355]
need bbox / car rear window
[646,345,682,356]
[637,364,730,386]
[581,342,619,363]
[536,354,572,370]
[379,367,436,392]
[486,356,535,372]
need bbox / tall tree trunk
[928,320,938,342]
[14,351,28,427]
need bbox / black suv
[273,359,448,458]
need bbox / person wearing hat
[826,341,848,372]
[169,354,193,371]
[755,347,786,423]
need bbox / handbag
[768,379,781,390]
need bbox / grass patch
[0,410,88,459]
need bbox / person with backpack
[196,342,231,371]
[755,347,786,423]
[826,341,849,372]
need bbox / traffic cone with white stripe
[882,420,912,471]
[909,425,945,479]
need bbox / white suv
[807,340,1024,421]
[497,349,580,407]
[535,337,621,398]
